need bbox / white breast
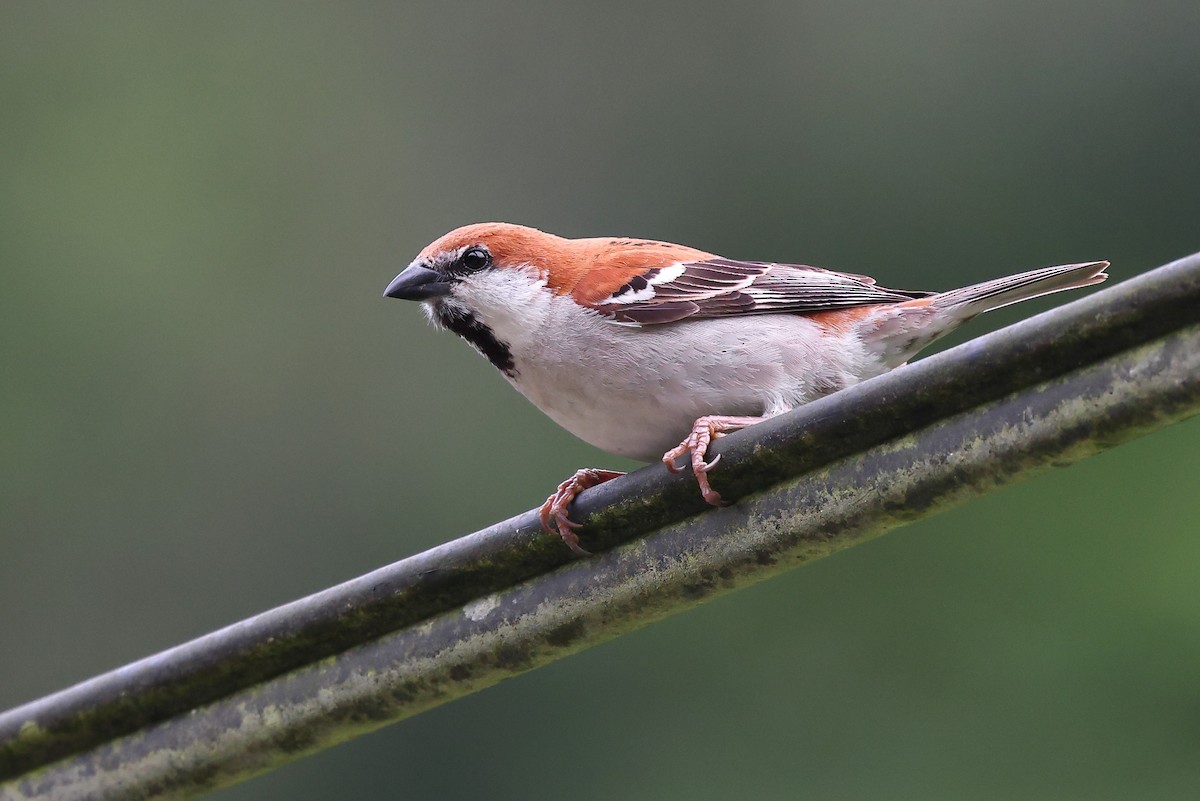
[448,268,887,462]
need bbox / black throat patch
[434,304,517,377]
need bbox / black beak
[383,265,452,300]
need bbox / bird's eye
[460,247,491,272]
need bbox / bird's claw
[662,415,763,507]
[538,468,625,556]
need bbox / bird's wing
[583,258,934,325]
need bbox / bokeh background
[3,2,1200,799]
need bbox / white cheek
[452,267,556,348]
[421,300,440,325]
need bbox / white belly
[507,311,879,462]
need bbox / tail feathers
[933,260,1109,316]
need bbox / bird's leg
[662,415,764,506]
[539,468,626,556]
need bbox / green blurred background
[3,2,1199,799]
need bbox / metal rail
[3,251,1198,801]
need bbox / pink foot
[662,415,764,506]
[539,468,626,556]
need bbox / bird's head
[384,222,716,374]
[384,222,572,302]
[386,221,713,308]
[384,223,583,375]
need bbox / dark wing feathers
[591,258,932,325]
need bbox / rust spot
[807,306,880,332]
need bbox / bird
[384,222,1108,556]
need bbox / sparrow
[385,222,1108,555]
